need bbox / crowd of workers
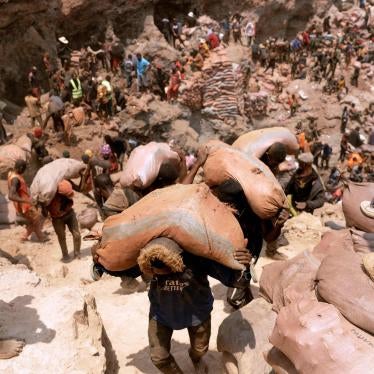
[1,2,374,371]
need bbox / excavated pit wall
[0,0,332,104]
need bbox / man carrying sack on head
[92,237,251,374]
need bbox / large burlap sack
[217,298,276,374]
[0,193,16,224]
[312,229,354,260]
[270,299,374,374]
[203,141,286,219]
[14,134,32,153]
[0,144,28,176]
[264,347,298,374]
[120,142,181,189]
[232,127,299,158]
[78,208,98,230]
[30,158,85,204]
[259,251,320,312]
[96,183,246,271]
[316,251,374,334]
[342,182,374,233]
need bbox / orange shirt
[7,171,31,214]
[347,153,363,169]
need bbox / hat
[84,149,93,158]
[101,144,111,156]
[298,152,314,164]
[57,180,74,198]
[58,36,69,44]
[188,12,194,17]
[33,127,43,138]
[360,200,374,219]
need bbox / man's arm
[205,245,251,289]
[306,183,325,210]
[8,178,29,204]
[180,147,208,185]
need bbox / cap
[84,149,93,158]
[188,12,194,17]
[57,180,74,198]
[33,127,43,138]
[58,36,69,44]
[298,152,314,164]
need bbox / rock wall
[0,0,332,104]
[0,0,152,104]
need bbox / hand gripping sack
[203,141,286,219]
[270,299,374,374]
[232,127,299,158]
[96,183,246,271]
[342,182,374,233]
[316,251,374,334]
[30,158,85,204]
[120,142,181,189]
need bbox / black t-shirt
[214,187,263,258]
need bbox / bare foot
[0,339,25,359]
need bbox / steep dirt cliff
[0,0,332,104]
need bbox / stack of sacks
[268,299,374,373]
[201,50,244,120]
[0,135,32,176]
[179,72,203,110]
[30,158,85,204]
[95,183,246,271]
[119,142,182,190]
[203,140,286,219]
[243,91,268,117]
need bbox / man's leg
[187,317,211,373]
[148,318,182,374]
[52,217,69,260]
[65,210,81,258]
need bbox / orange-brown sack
[270,299,374,374]
[203,141,286,219]
[342,182,374,233]
[259,251,320,312]
[96,183,246,271]
[316,250,374,334]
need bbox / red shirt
[207,33,220,49]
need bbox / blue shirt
[136,58,150,76]
[99,252,248,330]
[148,252,247,330]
